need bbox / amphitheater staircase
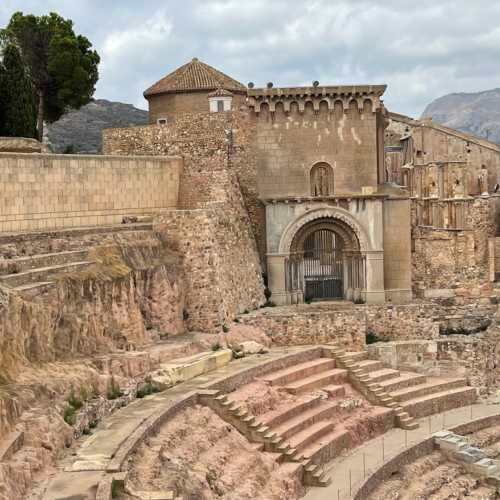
[327,345,477,425]
[0,222,154,298]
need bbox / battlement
[247,84,387,114]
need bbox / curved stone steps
[401,386,477,418]
[284,368,348,395]
[0,261,94,287]
[356,359,384,373]
[260,358,336,386]
[390,378,468,402]
[367,368,401,383]
[0,249,89,275]
[260,395,323,428]
[287,420,336,453]
[273,401,338,439]
[300,427,351,464]
[378,372,427,392]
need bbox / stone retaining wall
[354,412,500,500]
[0,153,181,232]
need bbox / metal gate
[303,229,343,300]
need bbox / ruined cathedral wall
[412,197,497,302]
[103,114,265,333]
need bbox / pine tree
[0,44,37,138]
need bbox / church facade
[106,58,500,309]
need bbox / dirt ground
[369,424,500,500]
[120,405,305,500]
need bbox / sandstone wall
[252,101,380,199]
[103,113,265,331]
[0,153,181,232]
[368,337,497,394]
[412,197,497,302]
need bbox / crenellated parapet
[246,85,387,115]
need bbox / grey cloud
[1,0,500,115]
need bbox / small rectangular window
[217,100,224,112]
[157,118,168,125]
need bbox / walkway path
[41,346,306,500]
[304,401,500,500]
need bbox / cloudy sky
[1,0,500,116]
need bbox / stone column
[267,253,290,305]
[364,250,385,304]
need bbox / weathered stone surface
[235,341,268,355]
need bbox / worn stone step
[378,372,427,392]
[300,427,351,464]
[13,281,55,296]
[0,249,88,275]
[322,385,346,398]
[273,401,338,439]
[390,378,468,403]
[287,420,336,453]
[284,369,348,395]
[356,359,384,372]
[367,368,401,383]
[0,261,94,287]
[338,351,368,363]
[260,358,336,386]
[261,395,323,428]
[402,386,477,418]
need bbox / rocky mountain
[45,99,148,154]
[421,88,500,144]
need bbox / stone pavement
[41,346,305,500]
[304,401,500,500]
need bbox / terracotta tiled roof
[208,88,234,98]
[144,58,246,97]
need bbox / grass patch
[106,376,123,400]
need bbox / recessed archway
[285,215,365,302]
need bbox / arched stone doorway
[285,217,365,302]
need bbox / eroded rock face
[0,234,186,382]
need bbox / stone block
[151,349,232,389]
[235,341,269,355]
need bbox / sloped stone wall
[104,113,265,333]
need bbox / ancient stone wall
[238,300,496,349]
[368,337,497,394]
[155,172,264,333]
[412,197,497,302]
[250,100,381,200]
[0,153,181,232]
[103,113,265,331]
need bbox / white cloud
[1,0,500,116]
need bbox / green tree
[1,12,100,140]
[0,44,36,138]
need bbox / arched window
[310,163,334,197]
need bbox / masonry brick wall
[412,197,497,303]
[103,113,265,332]
[103,111,267,262]
[0,153,181,232]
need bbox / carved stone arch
[363,98,373,113]
[290,219,359,254]
[279,206,371,254]
[310,162,334,197]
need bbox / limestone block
[436,434,468,452]
[151,350,232,389]
[468,457,498,476]
[454,446,486,464]
[235,341,269,355]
